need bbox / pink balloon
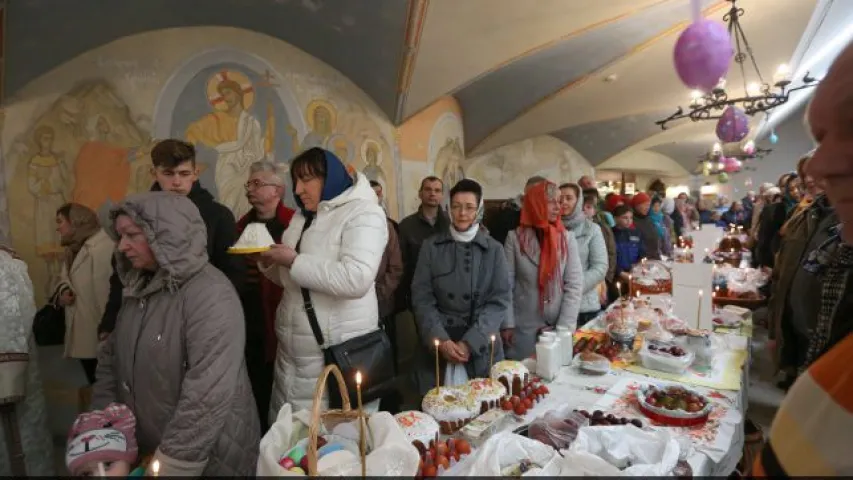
[724,158,739,173]
[674,19,733,92]
[716,106,750,143]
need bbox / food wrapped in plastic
[630,260,673,295]
[527,408,589,450]
[638,340,695,374]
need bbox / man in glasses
[98,139,245,338]
[237,160,295,432]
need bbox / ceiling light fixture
[656,0,819,130]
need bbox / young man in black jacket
[98,139,245,337]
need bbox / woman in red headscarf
[501,180,583,360]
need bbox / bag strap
[295,217,325,348]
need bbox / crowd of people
[2,43,853,475]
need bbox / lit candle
[355,371,366,478]
[616,281,622,299]
[489,335,496,368]
[636,290,640,299]
[151,460,160,477]
[627,275,633,297]
[773,63,791,84]
[434,339,440,390]
[697,290,703,329]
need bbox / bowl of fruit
[638,340,694,374]
[636,384,712,426]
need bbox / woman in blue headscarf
[259,147,388,415]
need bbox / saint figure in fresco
[287,99,336,153]
[436,137,465,202]
[185,70,274,218]
[26,125,68,293]
[71,115,131,211]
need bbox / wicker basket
[304,365,367,476]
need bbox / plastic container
[535,336,560,381]
[556,327,573,366]
[638,341,694,374]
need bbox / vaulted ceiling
[7,0,851,175]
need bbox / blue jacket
[612,225,646,275]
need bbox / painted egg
[288,445,306,464]
[317,443,345,458]
[674,19,733,92]
[278,457,295,469]
[715,106,750,143]
[289,466,306,475]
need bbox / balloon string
[690,0,702,22]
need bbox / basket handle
[305,364,352,476]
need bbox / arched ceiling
[6,0,850,172]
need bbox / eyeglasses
[244,180,281,191]
[450,204,478,213]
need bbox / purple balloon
[674,19,733,92]
[715,106,750,143]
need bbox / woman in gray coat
[503,180,583,360]
[411,179,511,396]
[559,183,608,327]
[92,192,259,476]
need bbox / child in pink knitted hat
[66,403,138,476]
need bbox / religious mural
[5,82,150,296]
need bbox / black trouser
[578,310,601,329]
[80,358,98,385]
[382,315,399,375]
[246,350,275,433]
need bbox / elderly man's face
[806,47,853,242]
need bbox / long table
[491,329,749,476]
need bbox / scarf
[648,209,666,239]
[560,183,585,231]
[293,149,354,219]
[61,203,101,270]
[449,197,484,243]
[519,181,568,313]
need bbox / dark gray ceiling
[551,110,675,166]
[453,0,716,152]
[5,0,409,118]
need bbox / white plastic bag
[561,425,680,476]
[444,362,469,387]
[257,403,420,476]
[446,431,560,476]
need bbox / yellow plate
[227,246,271,254]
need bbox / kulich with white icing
[394,410,440,445]
[232,223,275,249]
[466,378,507,414]
[490,360,529,397]
[421,387,479,435]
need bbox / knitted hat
[604,194,624,213]
[631,192,651,207]
[66,403,138,476]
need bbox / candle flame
[698,289,703,296]
[490,334,495,342]
[356,371,362,385]
[152,460,160,474]
[434,338,439,347]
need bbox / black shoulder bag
[296,218,396,408]
[33,285,66,346]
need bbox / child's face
[77,460,131,477]
[583,202,596,218]
[616,211,633,228]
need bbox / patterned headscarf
[518,181,568,313]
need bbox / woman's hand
[439,340,468,363]
[259,244,298,268]
[58,289,75,306]
[455,341,471,363]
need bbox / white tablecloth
[493,346,748,476]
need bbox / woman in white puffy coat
[260,148,387,418]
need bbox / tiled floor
[47,311,785,474]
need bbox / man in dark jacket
[98,139,245,337]
[485,175,546,245]
[237,160,295,432]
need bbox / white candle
[697,290,703,329]
[489,335,496,368]
[355,371,366,478]
[433,339,440,389]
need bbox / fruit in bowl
[647,343,687,357]
[643,385,708,413]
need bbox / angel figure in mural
[71,115,133,212]
[185,70,274,218]
[436,137,465,201]
[287,99,336,153]
[327,133,355,166]
[26,125,68,293]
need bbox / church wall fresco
[1,27,400,304]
